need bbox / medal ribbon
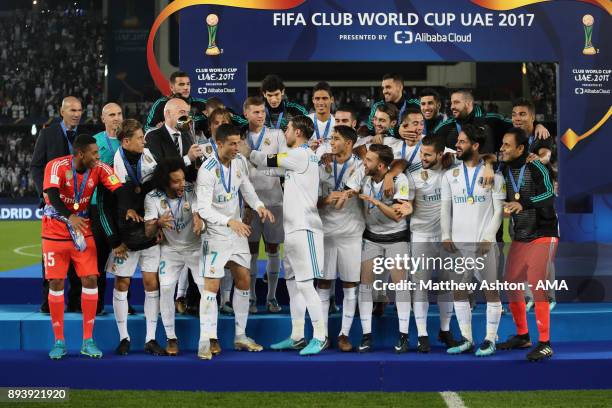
[265,106,284,129]
[509,164,526,199]
[333,157,351,191]
[314,117,331,141]
[71,158,90,210]
[463,162,482,201]
[368,179,384,210]
[118,147,143,186]
[249,127,266,151]
[212,142,232,196]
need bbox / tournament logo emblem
[65,170,73,180]
[452,168,460,178]
[205,14,222,56]
[582,15,597,55]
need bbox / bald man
[31,96,84,313]
[90,103,127,315]
[145,98,203,182]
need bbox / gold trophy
[206,14,221,56]
[582,14,596,55]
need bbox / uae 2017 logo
[582,14,597,55]
[206,14,222,56]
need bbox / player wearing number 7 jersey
[195,123,275,360]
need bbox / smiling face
[312,90,333,116]
[511,105,535,132]
[500,133,525,163]
[420,95,440,120]
[373,110,395,135]
[168,168,186,198]
[450,92,472,120]
[382,78,402,103]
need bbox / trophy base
[206,46,221,56]
[583,46,596,55]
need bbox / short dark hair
[376,103,399,123]
[420,87,441,103]
[73,134,96,153]
[400,106,423,123]
[216,123,241,143]
[382,73,404,84]
[335,105,357,121]
[154,158,186,191]
[512,98,535,115]
[117,119,143,141]
[368,144,394,167]
[290,115,315,139]
[243,95,265,111]
[451,89,474,102]
[333,125,357,145]
[261,74,285,93]
[421,135,445,153]
[461,123,487,148]
[170,71,189,84]
[312,81,332,97]
[505,127,529,151]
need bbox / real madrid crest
[452,168,460,178]
[325,165,332,173]
[264,138,271,146]
[161,199,168,209]
[183,202,190,211]
[421,170,428,181]
[145,154,153,163]
[206,145,213,155]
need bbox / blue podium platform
[1,343,611,391]
[1,303,611,391]
[1,303,611,351]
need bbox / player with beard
[367,73,419,136]
[441,124,505,357]
[394,135,460,351]
[344,144,414,353]
[261,74,308,131]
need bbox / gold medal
[226,193,232,200]
[467,196,474,205]
[183,202,190,211]
[73,203,79,210]
[135,186,141,194]
[514,192,520,200]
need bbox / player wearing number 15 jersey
[43,134,124,360]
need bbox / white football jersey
[246,127,287,207]
[196,155,263,240]
[408,166,448,236]
[441,162,506,243]
[318,155,365,238]
[347,171,414,235]
[383,136,422,173]
[113,147,157,184]
[250,145,322,235]
[144,183,200,251]
[308,113,335,159]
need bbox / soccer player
[334,106,358,129]
[196,123,274,360]
[261,74,308,130]
[400,136,459,351]
[434,90,549,153]
[371,103,399,144]
[243,96,287,314]
[317,125,365,351]
[367,73,419,136]
[107,119,165,356]
[144,158,204,356]
[308,81,336,159]
[345,144,414,353]
[511,99,553,164]
[497,127,558,361]
[249,116,328,356]
[145,70,207,133]
[42,134,124,359]
[384,107,425,172]
[91,102,123,314]
[441,124,505,356]
[419,88,446,137]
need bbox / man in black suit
[145,98,203,182]
[145,98,204,313]
[31,96,83,313]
